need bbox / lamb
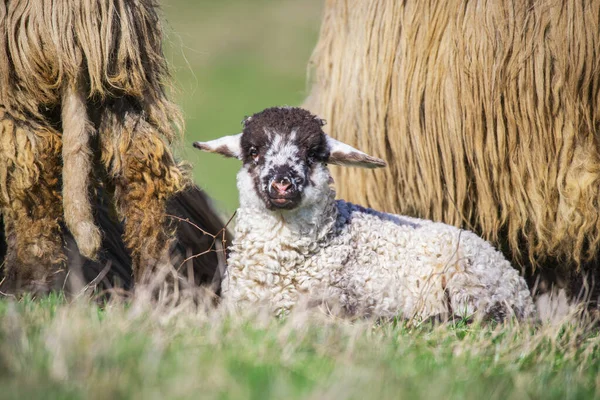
[194,107,536,321]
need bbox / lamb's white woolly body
[224,170,535,321]
[198,107,535,321]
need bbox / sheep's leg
[444,268,534,322]
[0,114,65,294]
[98,101,187,282]
[61,81,102,259]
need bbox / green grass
[0,293,598,400]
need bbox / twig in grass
[76,261,113,299]
[0,274,15,298]
[167,211,236,273]
[209,240,226,294]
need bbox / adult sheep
[0,0,226,293]
[305,0,600,303]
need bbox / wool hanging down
[304,0,600,299]
[0,0,225,292]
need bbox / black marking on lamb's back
[335,200,420,229]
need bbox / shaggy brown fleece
[305,0,600,290]
[0,0,209,292]
[0,185,230,295]
[0,112,66,292]
[0,216,5,268]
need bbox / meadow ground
[0,292,599,400]
[2,1,600,399]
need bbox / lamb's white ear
[326,136,386,169]
[193,133,243,160]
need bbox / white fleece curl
[223,168,536,321]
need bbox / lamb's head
[194,107,385,211]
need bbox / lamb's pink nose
[272,179,291,194]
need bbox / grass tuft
[0,289,598,400]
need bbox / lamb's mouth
[268,195,300,209]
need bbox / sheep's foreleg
[0,114,65,294]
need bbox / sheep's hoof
[71,221,102,260]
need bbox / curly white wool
[223,182,536,321]
[196,107,535,321]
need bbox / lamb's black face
[240,107,329,210]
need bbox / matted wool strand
[305,0,600,269]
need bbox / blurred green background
[162,0,323,214]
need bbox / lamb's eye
[307,150,318,160]
[249,147,259,160]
